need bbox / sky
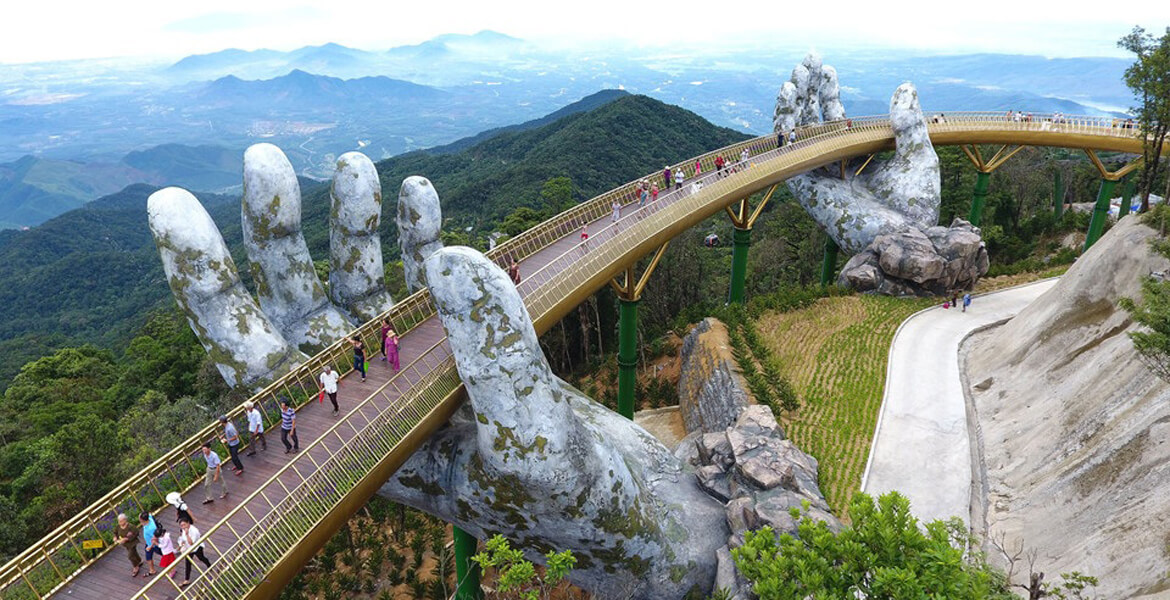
[3,0,1169,64]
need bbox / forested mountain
[0,94,749,389]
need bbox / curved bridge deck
[0,112,1159,600]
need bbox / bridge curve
[1,112,1161,600]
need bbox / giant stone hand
[777,53,988,295]
[379,247,728,599]
[150,144,443,388]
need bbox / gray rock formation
[242,144,353,352]
[838,219,990,296]
[329,152,395,321]
[964,216,1170,598]
[397,176,445,293]
[775,54,987,296]
[677,319,751,433]
[379,247,728,599]
[148,187,306,388]
[150,144,409,388]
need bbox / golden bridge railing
[0,109,1151,600]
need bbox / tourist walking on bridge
[140,512,159,576]
[219,415,244,475]
[244,401,265,454]
[380,317,391,362]
[154,525,176,576]
[280,398,299,453]
[694,158,702,177]
[740,148,749,169]
[200,443,227,504]
[508,258,521,286]
[663,166,672,188]
[611,199,621,224]
[177,517,211,588]
[351,336,367,382]
[715,154,725,177]
[319,365,340,415]
[385,329,400,372]
[166,492,194,525]
[114,513,143,577]
[674,167,685,190]
[650,182,659,203]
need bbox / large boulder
[839,219,990,296]
[677,319,753,433]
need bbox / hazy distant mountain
[195,69,445,107]
[168,47,286,76]
[385,30,527,61]
[0,156,150,229]
[121,144,242,192]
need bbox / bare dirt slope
[964,215,1170,599]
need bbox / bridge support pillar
[1083,150,1145,251]
[1119,176,1136,219]
[968,171,991,226]
[728,227,752,304]
[960,144,1024,227]
[724,185,778,304]
[609,242,671,420]
[1084,178,1118,251]
[1053,170,1065,220]
[820,237,839,287]
[453,526,483,600]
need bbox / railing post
[1084,178,1118,251]
[968,171,991,226]
[617,297,639,420]
[1053,170,1065,220]
[453,526,482,600]
[820,238,840,287]
[728,227,752,304]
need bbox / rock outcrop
[677,319,752,433]
[328,152,395,321]
[397,176,445,293]
[964,215,1170,598]
[776,53,987,296]
[839,219,990,296]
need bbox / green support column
[1119,176,1136,218]
[1053,170,1064,220]
[1084,178,1118,252]
[453,526,482,600]
[728,227,752,304]
[617,298,639,419]
[968,171,991,226]
[820,237,840,287]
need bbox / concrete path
[860,279,1058,525]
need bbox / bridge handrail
[0,109,1150,600]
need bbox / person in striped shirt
[280,398,299,454]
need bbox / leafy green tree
[732,492,1014,600]
[1118,26,1170,211]
[471,534,576,600]
[1120,206,1170,381]
[0,346,119,441]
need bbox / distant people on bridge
[140,512,159,576]
[385,328,401,372]
[788,130,797,145]
[663,166,672,188]
[740,148,749,169]
[177,517,211,588]
[777,131,784,149]
[351,336,367,382]
[715,155,725,177]
[153,525,176,577]
[219,415,244,476]
[319,365,340,416]
[245,401,266,454]
[200,442,227,504]
[114,513,143,577]
[963,293,972,313]
[579,222,589,242]
[508,257,521,285]
[651,182,659,202]
[639,181,649,207]
[674,167,685,190]
[166,492,195,525]
[611,199,621,224]
[280,398,300,453]
[694,159,702,176]
[380,317,392,363]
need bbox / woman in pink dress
[384,329,400,371]
[694,159,702,176]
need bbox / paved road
[860,279,1058,525]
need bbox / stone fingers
[820,65,846,122]
[329,152,394,321]
[868,83,941,229]
[242,143,354,353]
[396,176,444,293]
[148,187,307,388]
[421,247,591,478]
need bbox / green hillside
[0,95,750,389]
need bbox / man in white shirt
[200,443,226,504]
[319,365,341,416]
[244,401,266,455]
